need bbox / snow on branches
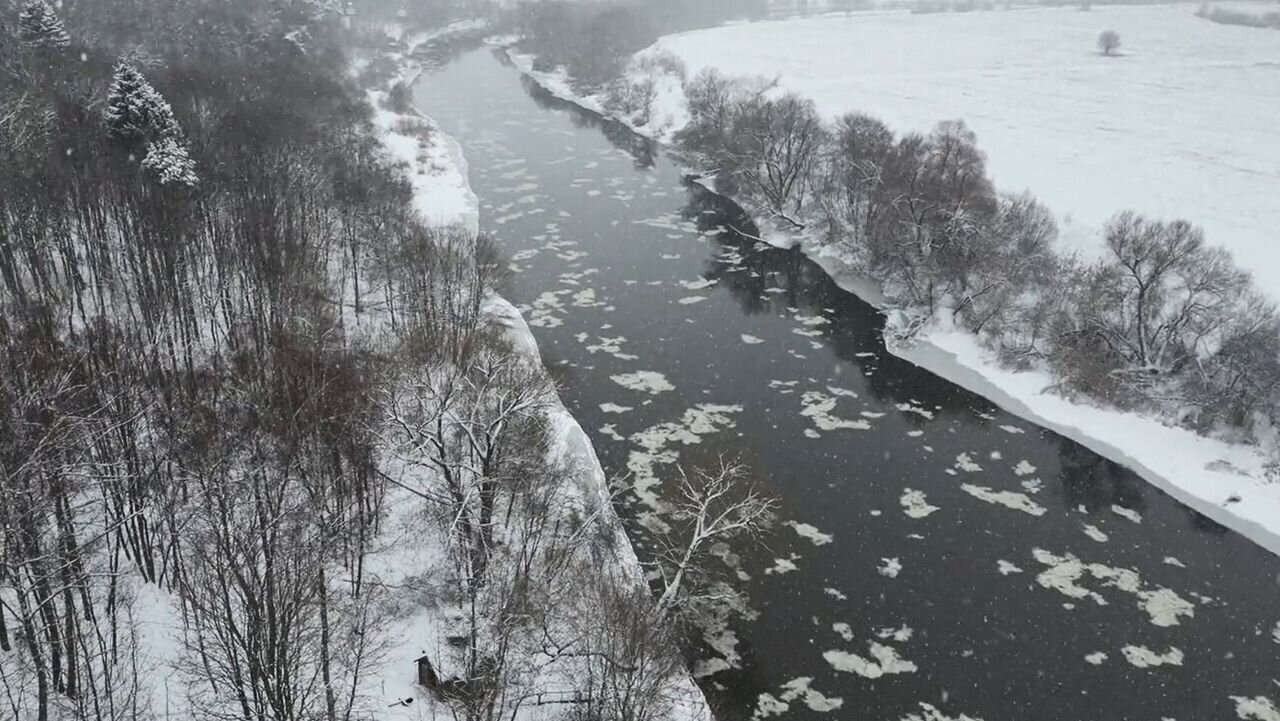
[105,62,199,186]
[18,0,70,50]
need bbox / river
[413,47,1280,721]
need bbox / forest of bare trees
[0,2,770,720]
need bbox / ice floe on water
[741,334,764,344]
[800,390,871,433]
[1112,504,1143,524]
[824,587,848,601]
[1085,651,1107,665]
[960,484,1047,516]
[1164,556,1186,568]
[787,521,834,546]
[1121,645,1184,668]
[898,703,985,721]
[876,625,913,642]
[600,402,633,414]
[997,560,1024,575]
[1013,460,1037,476]
[998,424,1025,435]
[1232,695,1280,721]
[584,335,638,360]
[823,641,917,678]
[878,557,903,578]
[833,622,855,641]
[765,555,800,575]
[611,370,674,395]
[954,453,983,473]
[524,289,570,327]
[1082,524,1109,543]
[900,488,940,519]
[1030,548,1196,626]
[678,296,707,305]
[678,277,717,290]
[896,401,936,420]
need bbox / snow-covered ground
[502,7,1280,558]
[651,4,1280,299]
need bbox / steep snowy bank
[502,39,1280,557]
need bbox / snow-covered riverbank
[369,28,712,720]
[502,45,1280,558]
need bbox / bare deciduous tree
[1098,29,1121,56]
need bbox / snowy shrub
[142,137,199,187]
[637,49,687,82]
[603,75,658,127]
[388,80,413,113]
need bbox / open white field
[652,5,1280,297]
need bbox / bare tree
[1098,30,1121,56]
[651,458,776,617]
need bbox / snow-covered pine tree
[18,0,70,49]
[104,62,179,141]
[141,137,199,187]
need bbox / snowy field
[650,4,1280,298]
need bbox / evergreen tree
[141,136,199,187]
[18,0,70,49]
[104,62,179,141]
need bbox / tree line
[671,67,1280,456]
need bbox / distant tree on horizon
[1098,29,1121,56]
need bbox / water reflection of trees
[1056,437,1147,515]
[503,52,659,169]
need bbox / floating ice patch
[907,430,924,438]
[833,622,855,641]
[804,429,820,439]
[572,288,603,308]
[693,657,732,679]
[793,327,824,338]
[1020,478,1044,494]
[898,703,985,721]
[1164,556,1186,568]
[960,485,1046,516]
[1085,652,1107,665]
[526,289,570,328]
[779,677,843,713]
[876,625,913,642]
[788,521,834,546]
[861,410,886,419]
[800,390,872,432]
[599,424,624,442]
[896,402,935,420]
[611,371,674,395]
[1273,620,1280,643]
[1031,548,1196,626]
[824,587,848,601]
[954,453,983,473]
[828,386,858,398]
[999,425,1025,435]
[1232,695,1280,721]
[765,556,799,575]
[600,402,633,414]
[878,557,902,578]
[823,642,917,678]
[753,693,788,719]
[1013,460,1037,476]
[1112,504,1143,524]
[1083,524,1109,543]
[678,296,706,305]
[900,489,940,519]
[741,334,764,344]
[997,560,1023,575]
[1121,645,1183,668]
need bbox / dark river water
[414,48,1280,721]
